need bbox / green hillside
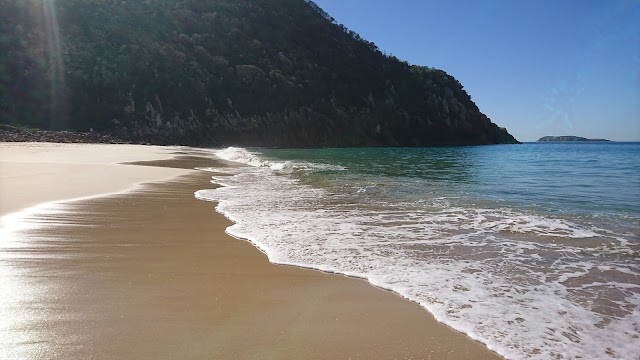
[1,0,519,146]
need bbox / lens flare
[42,0,67,129]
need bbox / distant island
[537,136,611,142]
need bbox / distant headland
[537,136,611,142]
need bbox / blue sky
[312,0,640,141]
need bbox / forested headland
[0,0,519,146]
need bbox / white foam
[213,147,345,171]
[197,148,640,360]
[214,146,278,168]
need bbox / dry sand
[0,142,193,216]
[0,142,501,359]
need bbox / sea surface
[195,143,640,359]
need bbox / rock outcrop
[0,125,135,144]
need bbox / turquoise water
[197,143,640,359]
[260,143,640,216]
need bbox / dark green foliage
[1,0,53,127]
[0,0,518,146]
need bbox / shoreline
[1,142,501,359]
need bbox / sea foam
[196,147,640,360]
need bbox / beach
[0,142,500,359]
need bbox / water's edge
[195,145,640,360]
[195,180,507,357]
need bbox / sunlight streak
[42,0,67,129]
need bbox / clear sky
[312,0,640,142]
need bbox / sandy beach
[0,142,501,359]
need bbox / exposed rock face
[538,136,611,142]
[0,125,136,144]
[1,0,519,147]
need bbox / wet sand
[0,143,501,359]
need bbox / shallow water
[196,143,640,359]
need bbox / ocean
[195,143,640,359]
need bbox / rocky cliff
[1,0,519,147]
